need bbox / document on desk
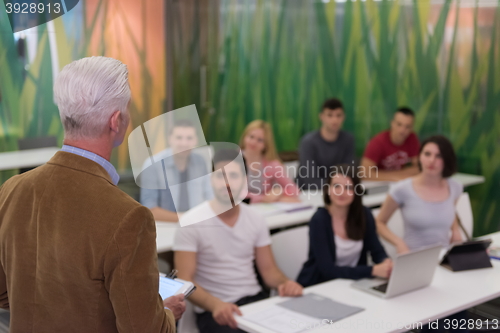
[243,293,364,333]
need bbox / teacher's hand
[163,294,186,321]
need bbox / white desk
[155,173,486,253]
[236,232,500,333]
[271,171,484,228]
[0,147,60,171]
[452,173,485,187]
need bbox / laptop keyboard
[372,282,389,293]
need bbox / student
[174,149,303,333]
[296,98,356,191]
[240,120,300,203]
[361,107,420,181]
[140,119,213,222]
[375,135,463,254]
[297,165,391,288]
[376,135,466,332]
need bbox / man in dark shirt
[296,98,355,190]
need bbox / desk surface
[0,147,60,171]
[156,173,486,253]
[236,232,500,333]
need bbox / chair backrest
[18,136,57,150]
[271,225,309,281]
[455,192,473,240]
[371,208,404,259]
[283,160,299,181]
[177,300,199,333]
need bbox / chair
[371,208,405,259]
[177,300,199,333]
[17,136,58,173]
[455,192,473,240]
[17,136,57,151]
[270,226,309,281]
[0,309,10,332]
[283,160,299,181]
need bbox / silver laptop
[351,244,441,298]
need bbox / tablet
[440,239,492,271]
[159,273,196,300]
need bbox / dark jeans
[420,311,469,333]
[196,291,269,333]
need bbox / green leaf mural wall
[173,0,500,236]
[0,0,167,175]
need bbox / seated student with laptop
[375,135,463,254]
[297,164,392,288]
[240,119,300,203]
[174,149,303,333]
[361,107,420,181]
[375,135,466,333]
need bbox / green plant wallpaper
[0,0,167,176]
[173,0,500,236]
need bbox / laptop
[351,244,442,298]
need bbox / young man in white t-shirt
[174,149,303,333]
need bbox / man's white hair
[53,56,131,140]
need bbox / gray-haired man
[0,56,184,332]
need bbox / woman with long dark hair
[297,165,391,287]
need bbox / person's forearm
[376,221,405,247]
[188,283,224,312]
[402,165,419,176]
[319,264,373,280]
[279,183,300,201]
[278,195,300,203]
[261,267,288,289]
[364,167,418,181]
[150,207,179,222]
[247,192,264,203]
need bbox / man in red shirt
[361,107,420,181]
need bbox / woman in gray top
[376,135,464,254]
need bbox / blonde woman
[239,120,300,203]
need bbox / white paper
[243,305,324,333]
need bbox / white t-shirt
[334,235,363,267]
[173,201,271,310]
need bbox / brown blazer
[0,151,176,333]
